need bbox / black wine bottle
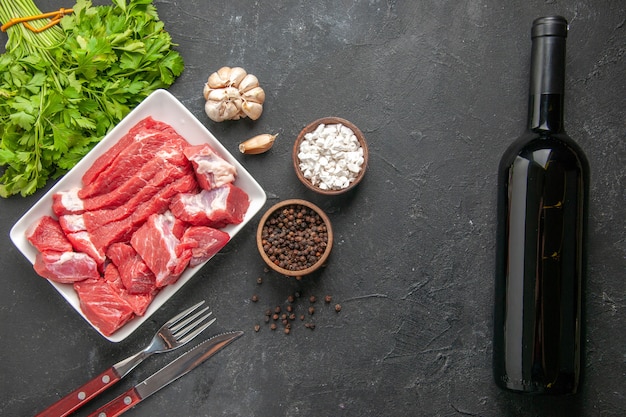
[493,16,589,395]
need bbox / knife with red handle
[88,331,243,417]
[35,368,122,417]
[34,300,215,417]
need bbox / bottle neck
[527,17,568,133]
[527,93,564,133]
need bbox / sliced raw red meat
[71,174,197,256]
[54,148,192,216]
[106,242,157,294]
[178,226,230,267]
[170,184,250,228]
[82,117,156,185]
[183,144,237,190]
[131,211,191,288]
[33,251,100,284]
[103,264,157,316]
[59,152,192,234]
[64,231,106,269]
[74,278,135,336]
[26,216,73,253]
[79,118,190,199]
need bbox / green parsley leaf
[0,0,184,197]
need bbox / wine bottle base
[494,374,578,395]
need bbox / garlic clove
[239,134,278,154]
[216,66,232,83]
[241,101,263,120]
[228,67,248,87]
[241,86,266,104]
[206,89,225,102]
[238,73,260,93]
[207,72,227,89]
[203,83,212,100]
[205,100,226,122]
[222,101,240,121]
[233,98,243,113]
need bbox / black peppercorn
[261,204,329,272]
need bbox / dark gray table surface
[1,1,624,416]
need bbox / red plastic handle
[87,387,142,417]
[35,368,121,417]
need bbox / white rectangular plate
[10,89,266,342]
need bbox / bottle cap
[532,16,568,38]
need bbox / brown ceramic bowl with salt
[293,117,368,195]
[256,199,333,277]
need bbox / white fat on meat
[133,131,160,142]
[194,155,236,187]
[34,251,100,283]
[154,212,179,270]
[57,188,84,212]
[184,144,237,190]
[59,214,87,233]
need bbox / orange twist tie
[1,8,73,33]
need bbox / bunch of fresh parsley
[0,0,184,197]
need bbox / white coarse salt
[297,123,364,190]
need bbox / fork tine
[165,300,206,327]
[169,306,211,334]
[176,317,217,345]
[171,310,213,339]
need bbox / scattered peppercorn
[257,277,263,284]
[253,292,339,335]
[251,294,259,302]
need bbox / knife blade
[87,331,243,417]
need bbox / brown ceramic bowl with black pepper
[293,117,368,195]
[256,199,333,277]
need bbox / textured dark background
[1,1,624,416]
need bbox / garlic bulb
[203,66,266,122]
